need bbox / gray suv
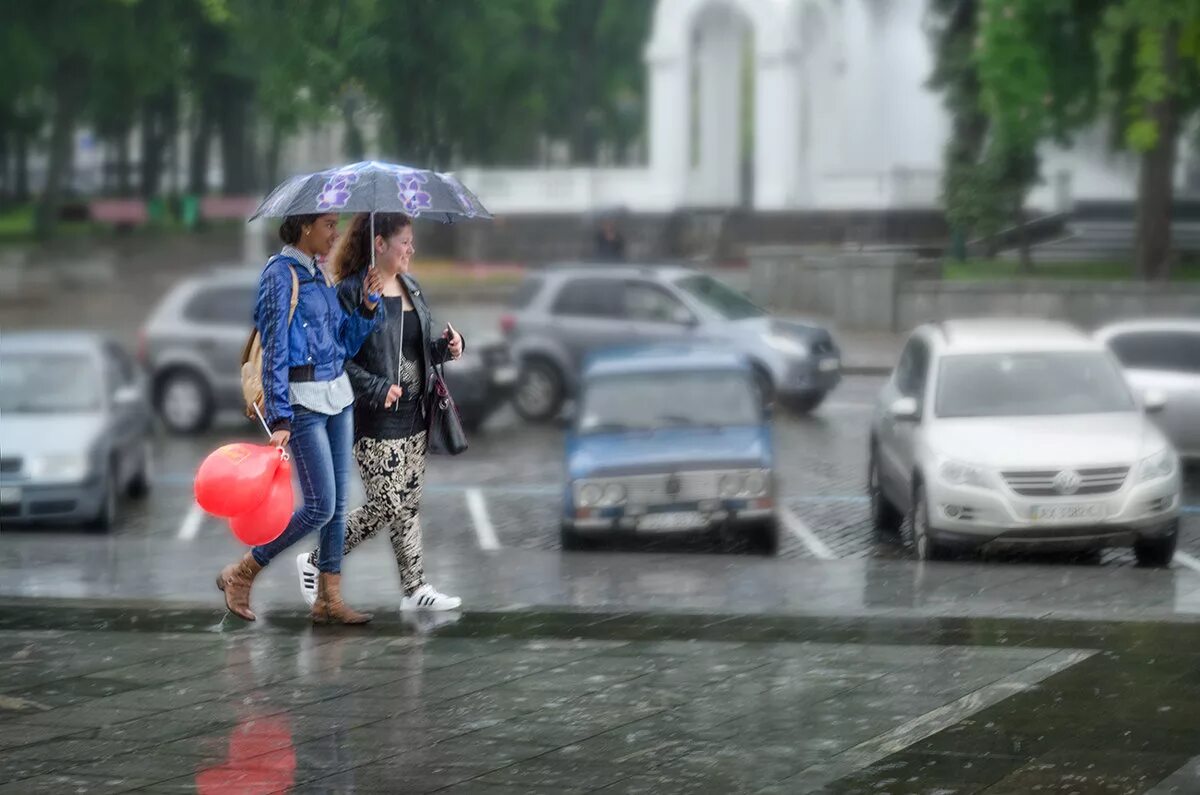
[142,268,516,434]
[502,264,841,421]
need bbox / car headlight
[1138,449,1178,482]
[938,460,990,489]
[602,484,626,506]
[29,453,90,482]
[744,471,768,497]
[719,474,745,497]
[764,333,808,357]
[579,484,602,507]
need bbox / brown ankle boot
[311,572,372,625]
[216,552,262,621]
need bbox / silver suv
[502,264,841,421]
[142,268,516,434]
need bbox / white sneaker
[400,583,462,612]
[296,552,318,608]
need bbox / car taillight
[500,314,516,335]
[136,328,148,366]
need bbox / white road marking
[1174,550,1200,574]
[781,505,836,560]
[178,502,206,541]
[466,488,501,551]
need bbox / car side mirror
[889,396,920,422]
[113,385,142,407]
[1143,389,1167,414]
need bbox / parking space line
[465,488,501,551]
[781,506,837,560]
[178,502,205,541]
[1174,551,1200,575]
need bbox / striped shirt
[279,245,355,415]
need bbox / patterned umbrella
[247,160,491,223]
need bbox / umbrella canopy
[248,160,491,223]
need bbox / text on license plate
[638,512,705,532]
[0,487,21,506]
[1032,504,1107,522]
[818,358,840,372]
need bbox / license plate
[638,511,705,532]
[0,487,20,506]
[818,357,840,372]
[493,365,517,385]
[1032,504,1107,523]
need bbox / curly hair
[329,212,413,283]
[278,214,324,245]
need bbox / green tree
[1098,0,1200,280]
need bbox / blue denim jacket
[256,255,378,432]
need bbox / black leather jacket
[336,271,465,421]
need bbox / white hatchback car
[868,319,1181,566]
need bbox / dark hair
[330,212,413,282]
[278,214,324,245]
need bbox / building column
[755,49,800,209]
[645,50,690,209]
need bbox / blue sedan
[562,345,778,554]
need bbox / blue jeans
[252,405,353,574]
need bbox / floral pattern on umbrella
[396,172,433,217]
[316,171,360,211]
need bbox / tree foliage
[1,0,653,236]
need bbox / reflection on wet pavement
[0,606,1198,793]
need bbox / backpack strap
[241,257,301,365]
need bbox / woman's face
[377,226,415,274]
[303,215,340,257]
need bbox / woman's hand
[269,430,291,449]
[363,268,385,309]
[384,384,404,409]
[445,323,463,360]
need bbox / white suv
[868,319,1181,566]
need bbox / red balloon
[194,443,281,517]
[228,456,294,546]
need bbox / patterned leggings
[309,433,428,596]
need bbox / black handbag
[427,362,468,455]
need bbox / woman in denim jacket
[217,213,383,624]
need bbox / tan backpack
[240,262,300,420]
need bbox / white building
[456,0,1156,216]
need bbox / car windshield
[579,370,760,432]
[935,351,1136,419]
[0,352,104,413]
[674,274,766,320]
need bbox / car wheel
[515,360,564,423]
[786,392,827,414]
[156,369,213,434]
[743,519,779,556]
[126,440,152,499]
[751,366,775,409]
[89,474,119,533]
[869,449,902,535]
[1134,528,1177,568]
[910,483,948,561]
[560,523,594,551]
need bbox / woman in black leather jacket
[295,212,465,612]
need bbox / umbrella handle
[367,211,381,302]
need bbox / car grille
[579,470,767,505]
[0,458,21,475]
[1001,466,1130,497]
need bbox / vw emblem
[1053,470,1082,495]
[665,474,681,497]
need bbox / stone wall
[748,246,1200,332]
